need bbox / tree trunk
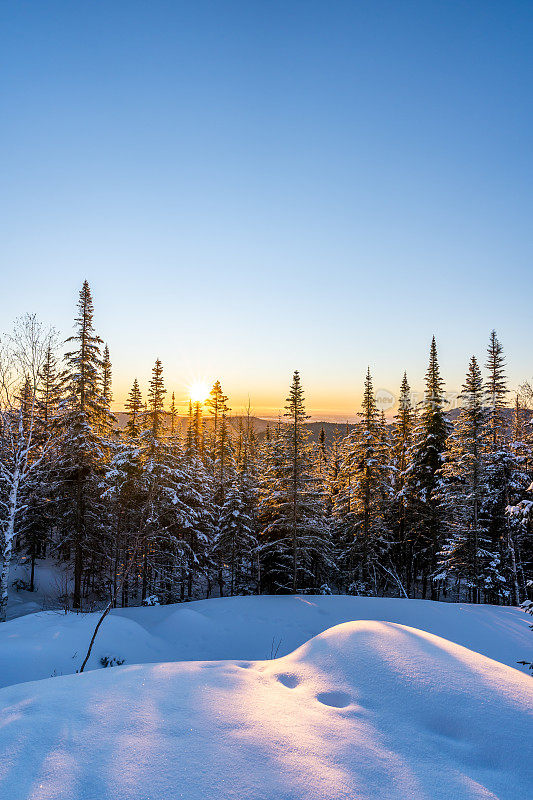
[0,477,19,623]
[30,549,36,593]
[141,551,148,602]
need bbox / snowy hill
[0,618,531,800]
[0,594,531,687]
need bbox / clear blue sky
[1,1,532,419]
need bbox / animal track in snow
[275,673,300,689]
[316,690,351,708]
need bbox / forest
[0,280,532,621]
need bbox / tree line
[0,281,531,620]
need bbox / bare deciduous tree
[0,315,55,622]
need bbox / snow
[7,558,71,621]
[0,594,530,687]
[0,618,531,800]
[0,595,531,799]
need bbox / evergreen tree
[404,337,449,599]
[39,339,65,425]
[316,426,327,477]
[213,473,257,596]
[437,356,500,601]
[58,281,112,608]
[258,372,330,593]
[180,433,216,600]
[206,381,228,458]
[147,359,166,438]
[205,381,234,595]
[390,373,416,595]
[169,391,177,436]
[100,345,113,433]
[324,427,342,513]
[334,369,390,593]
[483,331,526,604]
[134,363,215,604]
[185,400,195,457]
[125,378,143,438]
[211,381,234,500]
[485,330,509,449]
[103,435,145,607]
[193,401,203,457]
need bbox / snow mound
[0,620,531,800]
[0,594,531,687]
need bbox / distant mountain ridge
[113,412,357,442]
[113,406,528,443]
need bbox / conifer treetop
[147,358,167,438]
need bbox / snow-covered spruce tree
[124,378,144,438]
[238,405,261,588]
[389,373,416,595]
[103,430,145,607]
[185,400,195,457]
[257,417,290,592]
[486,330,509,449]
[108,377,148,606]
[139,357,169,601]
[139,360,215,603]
[320,425,345,589]
[146,358,166,439]
[39,339,65,426]
[180,407,216,600]
[323,426,342,514]
[333,369,391,594]
[436,356,501,602]
[504,393,533,605]
[183,451,215,600]
[506,400,533,608]
[236,403,259,478]
[90,344,118,594]
[258,372,331,594]
[312,424,331,533]
[404,337,450,599]
[483,331,529,604]
[99,344,115,438]
[208,380,234,502]
[57,281,113,609]
[329,426,356,591]
[206,380,226,461]
[0,315,56,621]
[510,391,533,599]
[206,381,236,596]
[192,400,204,458]
[212,402,260,596]
[506,484,533,610]
[212,471,257,596]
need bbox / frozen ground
[0,617,532,800]
[0,593,531,799]
[0,593,530,686]
[6,558,72,620]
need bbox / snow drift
[0,593,531,687]
[0,620,531,800]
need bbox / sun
[189,381,210,404]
